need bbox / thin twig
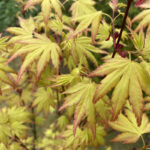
[112,0,133,58]
[14,135,29,150]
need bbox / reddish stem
[112,0,133,58]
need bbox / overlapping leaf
[63,36,105,67]
[33,87,56,115]
[0,107,30,144]
[59,78,97,135]
[109,104,150,143]
[7,33,61,81]
[0,57,15,86]
[70,0,96,18]
[132,9,150,32]
[71,11,102,40]
[24,0,62,24]
[50,68,82,87]
[140,33,150,61]
[89,58,150,124]
[95,96,112,126]
[7,17,35,43]
[61,125,106,150]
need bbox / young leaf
[25,0,62,24]
[132,9,150,32]
[50,67,82,87]
[7,33,61,81]
[33,87,56,115]
[63,36,105,67]
[109,104,150,143]
[89,58,150,124]
[59,78,97,136]
[7,17,35,43]
[70,0,96,18]
[71,11,102,38]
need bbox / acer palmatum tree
[0,0,150,149]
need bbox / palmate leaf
[141,33,150,61]
[59,78,97,136]
[95,96,112,126]
[7,33,61,81]
[0,36,9,51]
[71,11,102,41]
[63,36,105,67]
[70,0,96,18]
[0,57,15,86]
[33,87,56,115]
[62,125,106,149]
[50,68,82,87]
[7,17,35,43]
[132,9,150,32]
[24,0,62,24]
[109,104,150,144]
[0,107,30,144]
[89,58,150,124]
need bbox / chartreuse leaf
[57,115,69,129]
[50,67,82,87]
[33,87,56,115]
[0,143,7,150]
[63,36,105,67]
[0,57,15,86]
[141,33,150,61]
[132,30,145,50]
[132,9,150,32]
[72,11,102,38]
[25,0,62,24]
[70,0,96,18]
[0,36,9,51]
[59,78,97,136]
[7,33,61,81]
[95,96,111,126]
[0,107,30,144]
[62,125,106,149]
[7,17,35,43]
[89,58,150,124]
[109,103,150,144]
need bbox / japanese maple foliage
[0,0,150,150]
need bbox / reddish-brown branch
[112,0,133,58]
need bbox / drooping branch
[112,0,133,58]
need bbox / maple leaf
[0,36,9,51]
[63,36,105,67]
[71,11,102,41]
[132,9,150,32]
[109,103,150,144]
[0,57,16,86]
[33,87,56,115]
[61,125,106,149]
[95,96,112,126]
[24,0,62,24]
[89,58,150,124]
[7,17,35,43]
[59,78,97,136]
[140,33,150,61]
[70,0,96,18]
[50,68,82,87]
[7,33,61,81]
